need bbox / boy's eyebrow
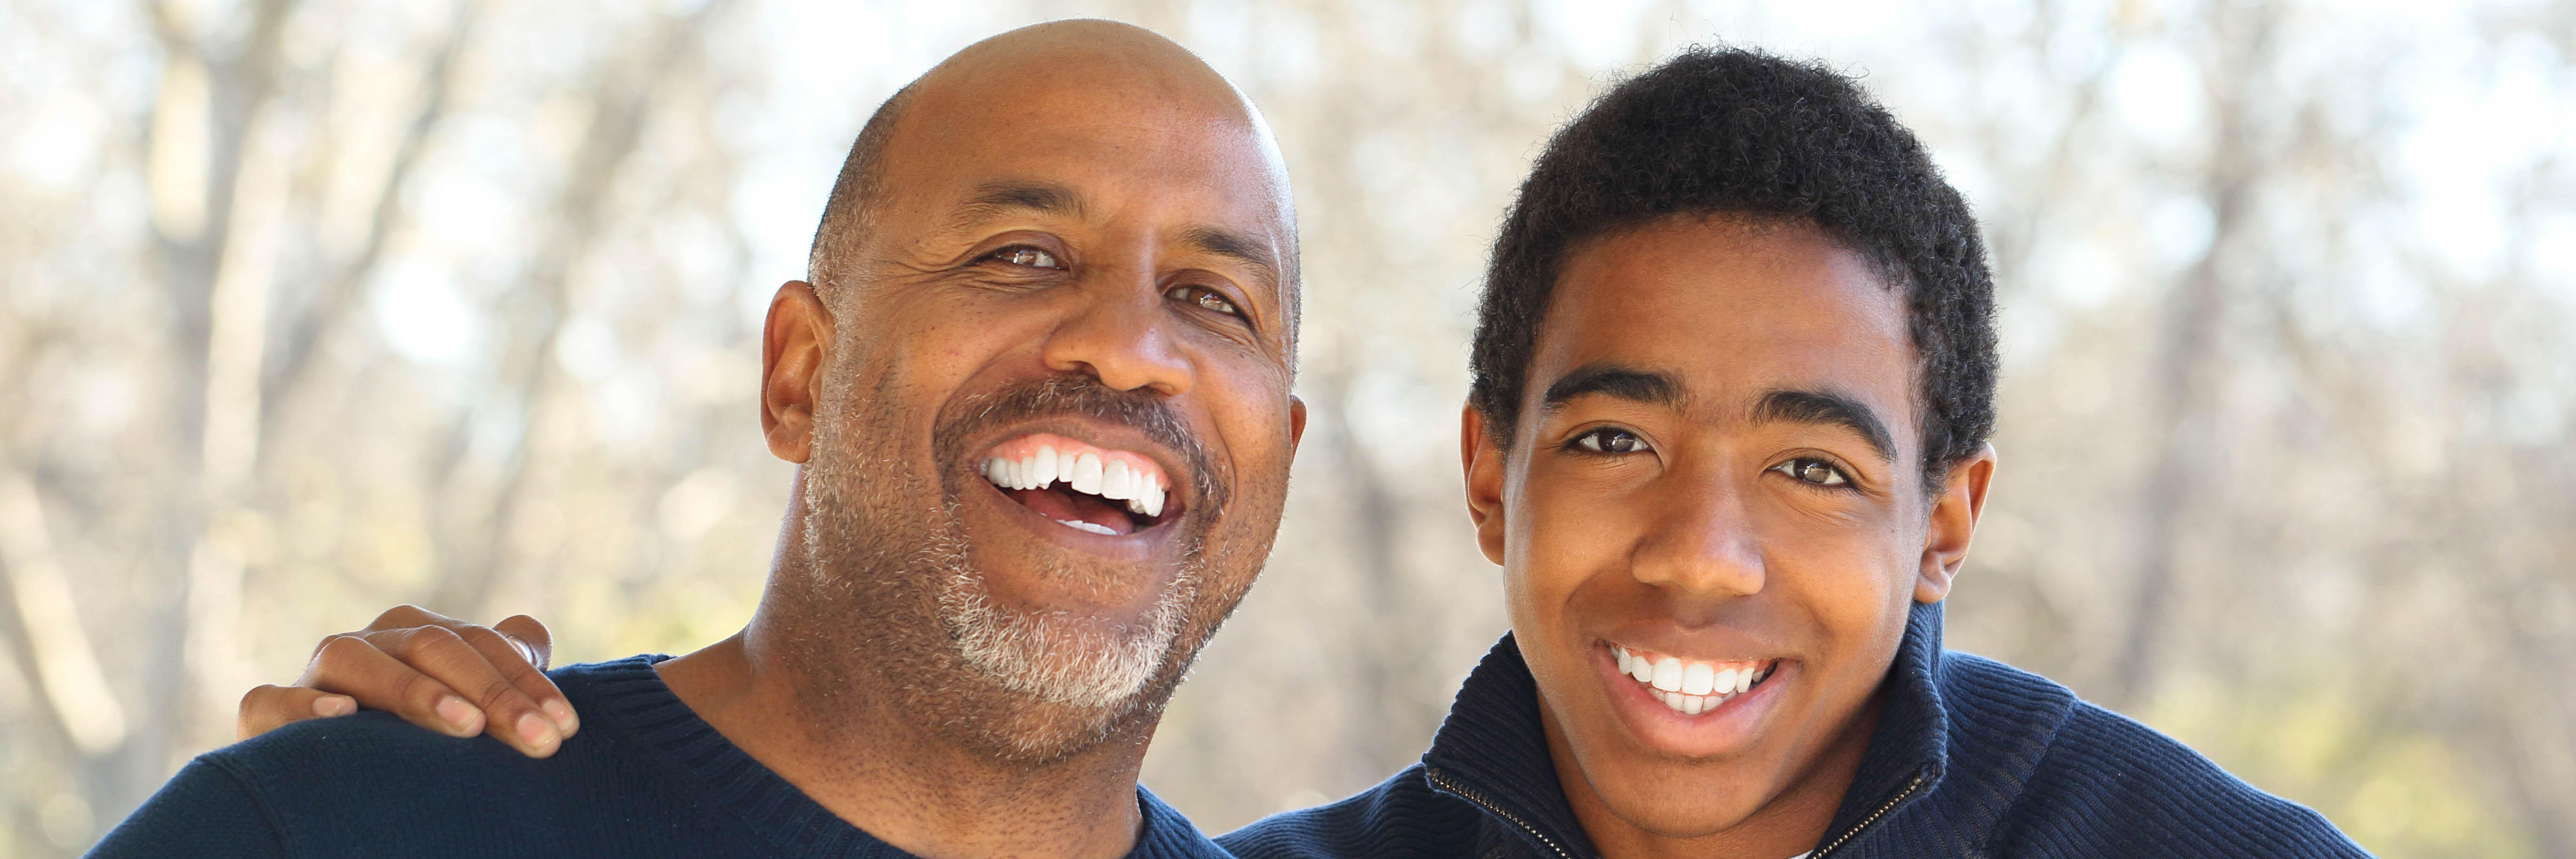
[1541,364,1684,412]
[1753,389,1896,464]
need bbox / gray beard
[783,367,1222,763]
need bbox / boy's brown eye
[1573,428,1647,454]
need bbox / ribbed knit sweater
[92,655,1228,859]
[1217,602,2372,859]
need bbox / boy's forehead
[1530,217,1917,427]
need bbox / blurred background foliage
[1,0,2571,855]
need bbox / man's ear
[1286,395,1309,455]
[1916,442,1998,604]
[762,281,834,464]
[1461,404,1509,567]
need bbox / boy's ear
[1916,443,1998,604]
[1461,404,1509,566]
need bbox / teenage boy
[1215,48,2368,859]
[232,45,2367,859]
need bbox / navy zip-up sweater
[1218,602,2371,859]
[94,655,1228,858]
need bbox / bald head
[806,20,1297,332]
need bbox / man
[226,45,2370,859]
[97,19,1302,858]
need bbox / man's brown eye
[1775,457,1849,486]
[1574,428,1647,454]
[994,247,1060,268]
[1175,286,1240,317]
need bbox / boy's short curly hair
[1469,46,1998,489]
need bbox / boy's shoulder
[1927,652,2370,858]
[1217,764,1538,859]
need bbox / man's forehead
[881,52,1289,237]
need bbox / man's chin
[929,644,1187,765]
[944,684,1154,763]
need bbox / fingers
[364,604,454,635]
[237,684,356,740]
[492,615,554,670]
[491,614,579,737]
[452,620,579,739]
[302,634,493,743]
[272,606,579,759]
[362,625,572,758]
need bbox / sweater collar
[1420,601,1952,858]
[565,655,1224,859]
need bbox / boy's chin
[1581,763,1784,841]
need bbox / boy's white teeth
[1612,645,1771,716]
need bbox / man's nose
[1039,273,1195,397]
[1628,474,1766,598]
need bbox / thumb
[492,615,554,670]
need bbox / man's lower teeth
[1056,519,1117,535]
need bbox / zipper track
[1810,772,1926,858]
[1425,767,1579,859]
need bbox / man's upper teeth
[978,436,1167,518]
[1612,645,1769,709]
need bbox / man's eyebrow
[1180,225,1280,285]
[952,180,1087,226]
[1541,365,1684,413]
[1753,389,1896,464]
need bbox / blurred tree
[0,0,2568,856]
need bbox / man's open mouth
[1610,644,1777,717]
[978,432,1175,536]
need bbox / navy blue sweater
[1218,603,2372,859]
[92,655,1228,859]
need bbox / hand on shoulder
[237,605,579,759]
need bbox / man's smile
[979,432,1177,535]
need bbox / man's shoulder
[210,655,669,802]
[1933,653,2369,857]
[1217,764,1519,859]
[97,655,757,858]
[211,707,578,797]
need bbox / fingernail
[314,696,355,718]
[541,698,578,734]
[435,696,479,733]
[515,712,558,749]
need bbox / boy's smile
[1463,215,1992,853]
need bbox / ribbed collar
[1812,600,1948,854]
[1419,601,1953,859]
[561,655,1225,859]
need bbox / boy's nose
[1627,475,1766,598]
